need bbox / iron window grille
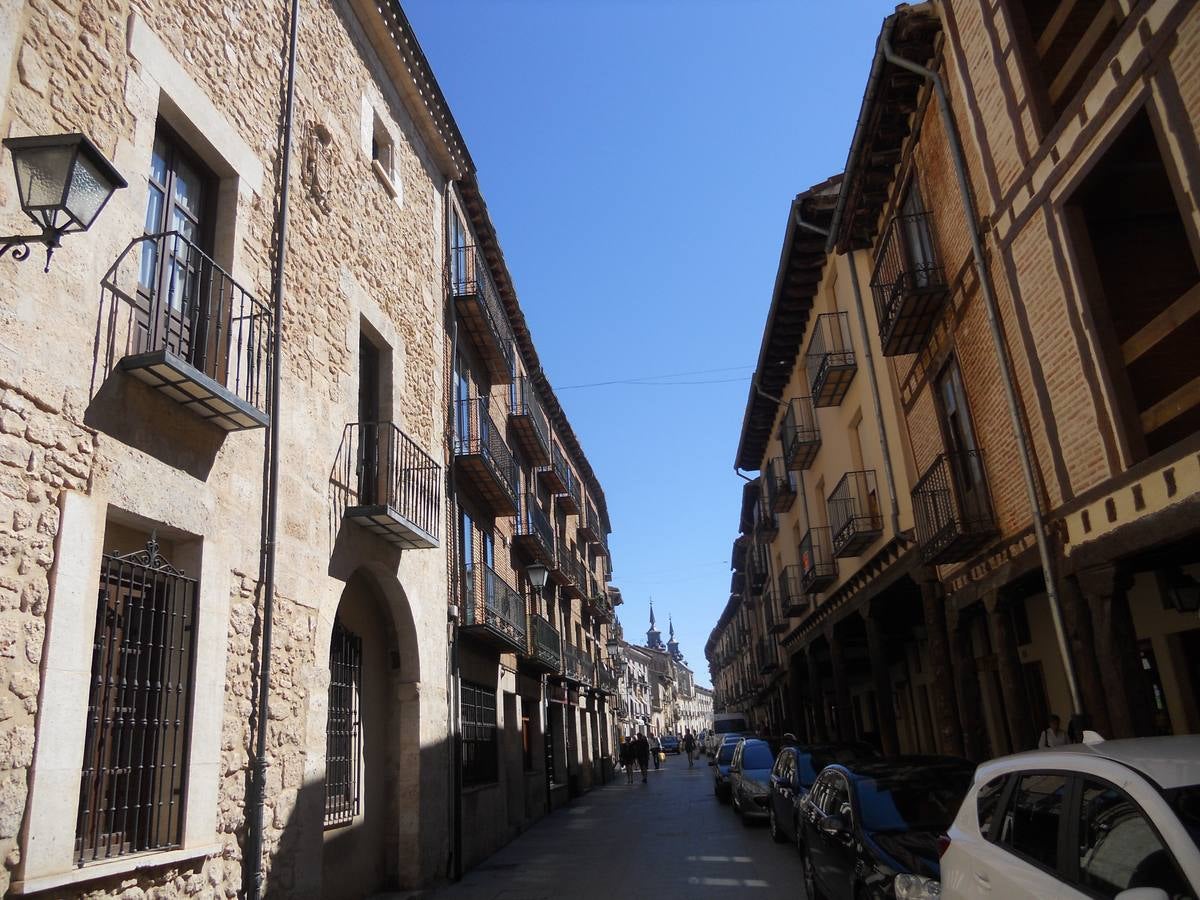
[324,619,362,827]
[461,681,498,785]
[76,536,197,866]
[869,209,949,356]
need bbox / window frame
[994,768,1075,880]
[461,680,498,787]
[323,618,363,829]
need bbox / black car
[768,742,880,849]
[799,755,975,900]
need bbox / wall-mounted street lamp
[526,562,549,600]
[2,133,126,272]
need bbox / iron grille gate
[76,537,197,866]
[325,619,362,827]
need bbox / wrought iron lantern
[526,562,549,597]
[2,133,127,271]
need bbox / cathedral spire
[646,598,663,649]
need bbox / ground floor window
[462,681,497,785]
[325,619,362,827]
[76,537,197,865]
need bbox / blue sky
[405,0,895,684]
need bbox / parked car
[660,735,681,754]
[800,755,975,900]
[730,738,781,824]
[711,733,751,802]
[768,742,881,849]
[941,735,1200,899]
[707,712,749,755]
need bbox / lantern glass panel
[65,151,114,231]
[12,144,74,222]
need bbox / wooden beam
[1139,374,1200,434]
[1048,0,1119,105]
[1036,0,1084,58]
[1121,282,1200,365]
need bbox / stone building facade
[710,0,1200,759]
[0,0,618,896]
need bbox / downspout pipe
[445,181,463,883]
[246,0,299,891]
[880,36,1083,717]
[794,212,902,538]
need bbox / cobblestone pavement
[423,755,808,899]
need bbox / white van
[706,712,749,755]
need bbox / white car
[941,735,1200,900]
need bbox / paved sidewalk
[423,756,807,899]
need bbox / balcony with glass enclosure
[806,312,857,407]
[827,470,884,557]
[103,231,273,430]
[454,398,518,517]
[780,397,821,471]
[448,242,515,383]
[335,421,441,549]
[913,450,997,564]
[461,562,525,652]
[870,210,949,356]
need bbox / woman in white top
[1038,713,1067,748]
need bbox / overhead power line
[556,364,753,391]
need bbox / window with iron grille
[325,619,362,827]
[75,536,197,865]
[461,681,497,785]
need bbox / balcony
[454,398,518,517]
[799,527,838,593]
[103,231,272,430]
[551,538,581,592]
[828,470,884,557]
[780,397,821,471]
[870,211,949,357]
[513,493,554,566]
[765,457,798,513]
[748,541,769,593]
[449,243,514,383]
[806,312,857,407]
[754,491,779,543]
[461,562,525,652]
[763,584,787,635]
[525,611,562,674]
[508,377,550,466]
[778,565,810,617]
[596,662,619,695]
[539,441,570,494]
[757,638,779,675]
[335,422,441,549]
[578,499,601,544]
[913,450,997,564]
[730,570,745,597]
[563,643,595,687]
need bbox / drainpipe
[880,37,1083,717]
[245,0,299,891]
[794,212,902,538]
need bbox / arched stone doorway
[321,571,402,899]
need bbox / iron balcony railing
[539,441,570,494]
[527,611,562,671]
[102,231,272,429]
[596,662,619,695]
[754,486,779,542]
[756,637,779,675]
[508,377,550,465]
[765,457,798,513]
[514,493,555,565]
[552,537,579,587]
[780,397,821,470]
[579,499,601,544]
[558,459,582,516]
[828,470,884,557]
[462,562,526,651]
[454,398,518,515]
[748,540,770,592]
[762,584,787,634]
[869,211,949,356]
[563,643,595,687]
[806,312,857,407]
[799,527,838,594]
[778,564,809,617]
[337,422,441,549]
[912,450,997,564]
[448,243,515,382]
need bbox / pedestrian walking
[649,731,662,769]
[619,736,635,784]
[683,730,696,768]
[634,732,650,783]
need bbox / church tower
[667,616,683,662]
[646,600,664,650]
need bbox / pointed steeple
[646,598,663,649]
[667,614,682,661]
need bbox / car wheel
[769,806,786,843]
[803,848,821,900]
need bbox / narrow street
[427,757,807,899]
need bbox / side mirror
[818,814,849,838]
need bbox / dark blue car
[768,742,880,849]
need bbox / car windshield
[715,719,748,734]
[741,743,775,770]
[717,744,737,764]
[797,746,876,786]
[856,771,973,833]
[1164,784,1200,849]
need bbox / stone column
[1058,572,1113,738]
[788,651,809,741]
[985,590,1036,753]
[807,646,829,742]
[919,571,965,757]
[1077,564,1153,738]
[828,628,855,742]
[947,604,987,762]
[863,610,900,756]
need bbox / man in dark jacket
[633,732,650,783]
[683,730,697,768]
